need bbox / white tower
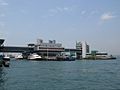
[82,41,87,58]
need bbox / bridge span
[0,46,34,53]
[0,39,33,53]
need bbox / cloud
[90,11,98,15]
[20,9,27,14]
[0,13,5,17]
[47,7,71,17]
[63,7,69,11]
[49,9,58,13]
[0,21,5,27]
[81,11,86,15]
[81,10,99,16]
[49,7,70,13]
[0,0,8,6]
[56,7,63,12]
[42,6,79,18]
[1,2,8,5]
[101,13,116,21]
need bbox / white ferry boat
[28,53,42,60]
[15,54,23,59]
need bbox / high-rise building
[76,41,90,58]
[82,41,90,58]
[37,39,43,45]
[76,41,82,50]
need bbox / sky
[0,0,120,55]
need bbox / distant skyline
[0,0,120,55]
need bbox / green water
[0,59,120,90]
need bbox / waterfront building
[82,41,86,58]
[76,41,82,50]
[76,41,82,59]
[85,51,116,60]
[28,39,64,58]
[82,41,90,58]
[76,41,90,59]
[34,39,63,50]
[86,44,89,53]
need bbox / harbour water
[0,58,120,90]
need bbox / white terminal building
[28,39,64,57]
[76,41,89,58]
[28,39,90,59]
[35,39,62,50]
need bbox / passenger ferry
[15,54,24,59]
[28,53,43,60]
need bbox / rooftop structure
[76,41,82,50]
[34,39,63,50]
[27,39,64,58]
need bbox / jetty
[0,39,116,60]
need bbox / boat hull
[2,57,10,67]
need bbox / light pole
[47,48,48,59]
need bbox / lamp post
[47,48,48,59]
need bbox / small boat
[28,53,43,60]
[15,54,23,60]
[0,55,3,67]
[56,55,75,61]
[2,56,10,67]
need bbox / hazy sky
[0,0,120,55]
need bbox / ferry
[28,53,43,60]
[85,52,116,60]
[56,55,75,61]
[15,54,24,60]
